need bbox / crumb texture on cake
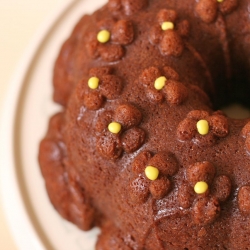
[39,0,250,249]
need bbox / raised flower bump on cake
[139,66,188,105]
[86,18,134,62]
[95,103,145,159]
[178,161,232,225]
[177,110,229,146]
[129,150,178,203]
[149,9,190,57]
[196,0,238,23]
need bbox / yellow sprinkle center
[145,166,159,181]
[88,77,99,89]
[196,120,209,135]
[194,181,209,194]
[217,0,223,2]
[108,122,121,134]
[154,76,167,90]
[97,30,111,43]
[161,21,174,31]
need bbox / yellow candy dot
[161,21,174,31]
[154,76,167,90]
[108,122,122,134]
[97,30,111,43]
[196,120,209,135]
[194,181,209,194]
[145,166,159,181]
[217,0,223,2]
[88,77,99,89]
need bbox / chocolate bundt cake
[39,0,250,248]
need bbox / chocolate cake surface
[39,0,250,249]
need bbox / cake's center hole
[221,103,250,119]
[212,71,250,119]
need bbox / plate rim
[0,1,78,249]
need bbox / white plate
[0,0,107,249]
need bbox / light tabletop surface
[0,0,67,249]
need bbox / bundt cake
[39,0,250,249]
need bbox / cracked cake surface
[39,0,250,249]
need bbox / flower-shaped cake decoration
[95,103,145,159]
[78,67,123,110]
[108,0,148,16]
[195,0,238,23]
[139,66,188,105]
[241,122,250,154]
[178,161,232,225]
[149,9,190,57]
[129,151,179,204]
[177,110,229,146]
[86,18,134,62]
[238,185,250,215]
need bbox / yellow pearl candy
[108,122,122,134]
[161,21,174,31]
[217,0,223,2]
[194,181,209,194]
[88,77,99,89]
[97,30,111,43]
[145,166,159,181]
[154,76,167,90]
[196,120,209,135]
